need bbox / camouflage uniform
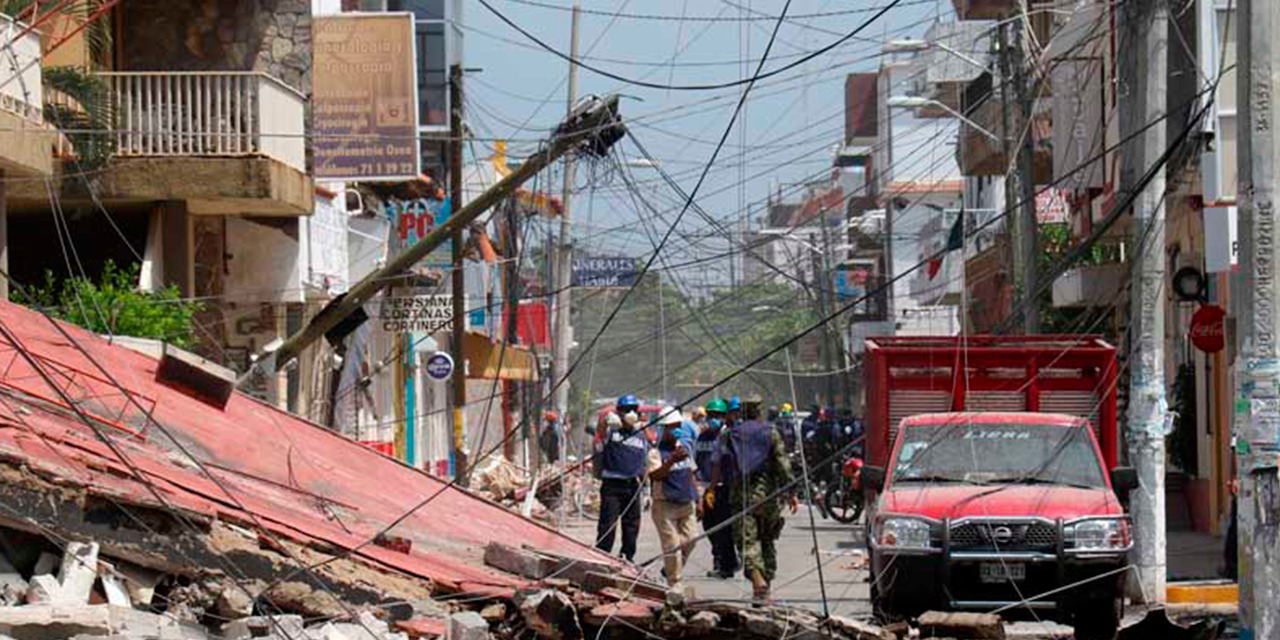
[729,429,794,583]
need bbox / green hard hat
[705,398,729,414]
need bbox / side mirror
[863,466,886,492]
[1111,466,1138,494]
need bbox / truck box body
[863,336,1119,470]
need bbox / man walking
[716,395,797,601]
[595,394,648,562]
[695,399,738,578]
[648,407,699,594]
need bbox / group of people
[592,393,798,601]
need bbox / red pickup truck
[860,337,1137,640]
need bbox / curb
[1166,581,1238,605]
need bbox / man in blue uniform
[695,398,738,579]
[595,394,648,562]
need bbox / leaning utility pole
[450,63,468,481]
[549,0,580,474]
[1012,15,1039,334]
[1125,0,1168,605]
[1235,0,1280,636]
[236,97,625,389]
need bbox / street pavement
[560,502,874,617]
[560,500,1081,638]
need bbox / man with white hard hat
[647,406,700,594]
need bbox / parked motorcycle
[822,456,865,524]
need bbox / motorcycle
[821,455,865,524]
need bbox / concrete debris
[23,576,64,605]
[30,555,57,579]
[392,617,445,639]
[447,612,488,640]
[917,611,1005,639]
[57,543,100,605]
[514,589,578,640]
[221,615,306,640]
[212,586,253,621]
[481,544,557,580]
[581,599,659,628]
[686,611,720,635]
[826,615,896,640]
[477,604,506,623]
[98,567,131,609]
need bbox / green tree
[14,261,203,348]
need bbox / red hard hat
[544,410,559,421]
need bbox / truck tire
[1072,596,1121,640]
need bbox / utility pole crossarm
[238,96,626,387]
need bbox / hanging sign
[425,352,455,380]
[1190,305,1226,353]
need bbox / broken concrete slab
[826,615,895,640]
[580,572,667,602]
[214,586,253,620]
[448,612,488,640]
[0,605,202,640]
[478,604,506,623]
[482,544,557,580]
[116,564,161,607]
[57,542,99,605]
[99,571,132,608]
[917,611,1005,639]
[392,617,445,639]
[0,556,28,606]
[221,615,305,640]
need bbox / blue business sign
[572,257,640,288]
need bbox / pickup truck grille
[950,521,1058,550]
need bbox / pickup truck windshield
[892,423,1107,489]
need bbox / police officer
[776,403,798,454]
[714,394,797,601]
[595,394,649,562]
[695,399,738,579]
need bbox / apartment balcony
[956,88,1053,181]
[0,14,53,180]
[951,0,1016,20]
[14,71,310,216]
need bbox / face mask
[708,417,724,428]
[623,411,640,427]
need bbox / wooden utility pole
[502,200,521,462]
[1012,16,1039,334]
[549,0,581,475]
[235,96,625,390]
[1125,0,1168,605]
[450,63,468,481]
[1235,0,1280,635]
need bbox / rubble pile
[473,458,600,520]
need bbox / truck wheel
[1072,596,1121,640]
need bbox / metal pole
[1235,0,1280,635]
[1012,16,1040,334]
[997,24,1028,333]
[550,1,580,474]
[1125,0,1168,605]
[450,63,468,482]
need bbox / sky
[461,0,953,287]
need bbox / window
[415,21,448,127]
[892,423,1108,488]
[388,0,445,19]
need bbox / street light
[886,96,1001,142]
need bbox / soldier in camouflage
[710,394,797,600]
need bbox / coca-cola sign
[1190,305,1226,353]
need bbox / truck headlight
[1065,518,1131,551]
[877,517,934,550]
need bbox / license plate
[979,562,1026,583]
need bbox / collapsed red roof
[0,299,621,593]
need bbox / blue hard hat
[727,396,741,411]
[617,394,639,409]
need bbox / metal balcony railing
[52,71,306,172]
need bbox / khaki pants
[651,498,698,587]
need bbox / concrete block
[24,575,64,604]
[515,589,576,640]
[117,564,161,606]
[56,542,99,604]
[448,612,488,640]
[0,605,111,640]
[917,611,1005,639]
[827,615,895,640]
[686,611,720,636]
[482,543,556,580]
[222,615,305,640]
[215,587,255,620]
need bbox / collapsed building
[0,300,894,640]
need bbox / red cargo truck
[859,337,1137,639]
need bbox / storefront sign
[380,294,465,334]
[1191,305,1226,353]
[313,14,420,181]
[385,197,452,269]
[425,352,455,380]
[572,257,639,287]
